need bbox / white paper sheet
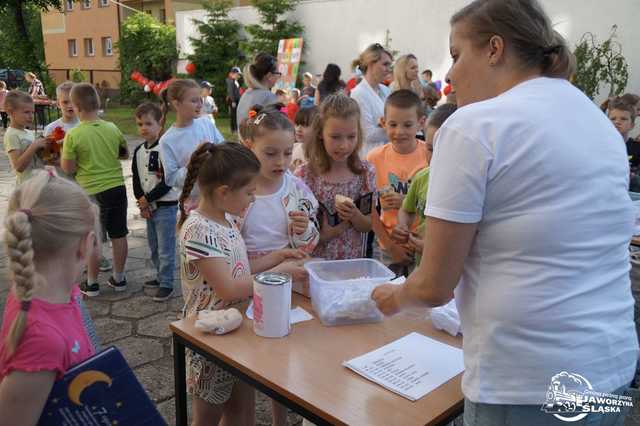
[343,332,464,401]
[245,302,314,325]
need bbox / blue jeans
[146,204,177,289]
[463,384,631,426]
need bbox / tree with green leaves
[117,12,178,104]
[573,25,629,100]
[242,0,304,57]
[188,0,243,112]
[0,0,61,92]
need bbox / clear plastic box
[304,259,395,326]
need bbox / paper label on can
[253,292,264,327]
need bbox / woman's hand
[371,284,402,316]
[289,211,309,235]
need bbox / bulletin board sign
[274,38,304,92]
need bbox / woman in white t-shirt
[373,0,638,424]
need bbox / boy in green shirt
[392,103,457,265]
[61,83,129,297]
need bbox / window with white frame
[99,0,109,7]
[84,38,95,57]
[102,37,113,56]
[66,0,73,11]
[159,8,166,23]
[68,39,77,57]
[82,0,91,9]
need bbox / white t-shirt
[426,77,638,404]
[159,116,224,189]
[43,117,80,137]
[242,179,289,253]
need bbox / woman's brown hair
[451,0,575,80]
[178,142,261,228]
[306,93,364,176]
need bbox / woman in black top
[314,63,346,105]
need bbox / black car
[0,69,25,89]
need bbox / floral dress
[295,161,376,260]
[179,210,250,404]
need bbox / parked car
[0,69,26,89]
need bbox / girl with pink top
[0,169,100,424]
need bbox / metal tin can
[253,272,292,338]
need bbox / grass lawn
[102,106,235,140]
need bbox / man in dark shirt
[226,67,242,134]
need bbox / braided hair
[177,142,261,228]
[4,170,99,357]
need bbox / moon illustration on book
[68,370,113,406]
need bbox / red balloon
[185,62,196,75]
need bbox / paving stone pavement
[0,128,302,425]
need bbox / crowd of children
[0,45,639,423]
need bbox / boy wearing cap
[226,67,242,133]
[200,81,218,125]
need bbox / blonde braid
[4,211,37,357]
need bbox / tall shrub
[188,0,243,114]
[117,12,177,104]
[242,0,304,57]
[573,25,629,100]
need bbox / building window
[68,39,77,57]
[159,8,166,23]
[102,37,113,56]
[99,0,109,7]
[66,0,73,11]
[145,10,152,15]
[84,38,95,57]
[82,0,91,9]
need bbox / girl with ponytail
[177,142,298,425]
[159,79,224,194]
[0,170,100,424]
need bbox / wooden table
[170,295,464,426]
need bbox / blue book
[38,346,167,426]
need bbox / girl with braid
[0,170,101,424]
[178,142,299,426]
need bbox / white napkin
[430,300,462,336]
[246,302,314,325]
[195,308,243,335]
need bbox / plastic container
[304,259,395,326]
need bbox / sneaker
[153,287,173,302]
[99,258,112,272]
[107,276,127,292]
[80,281,100,297]
[144,279,160,289]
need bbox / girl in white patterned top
[177,142,290,426]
